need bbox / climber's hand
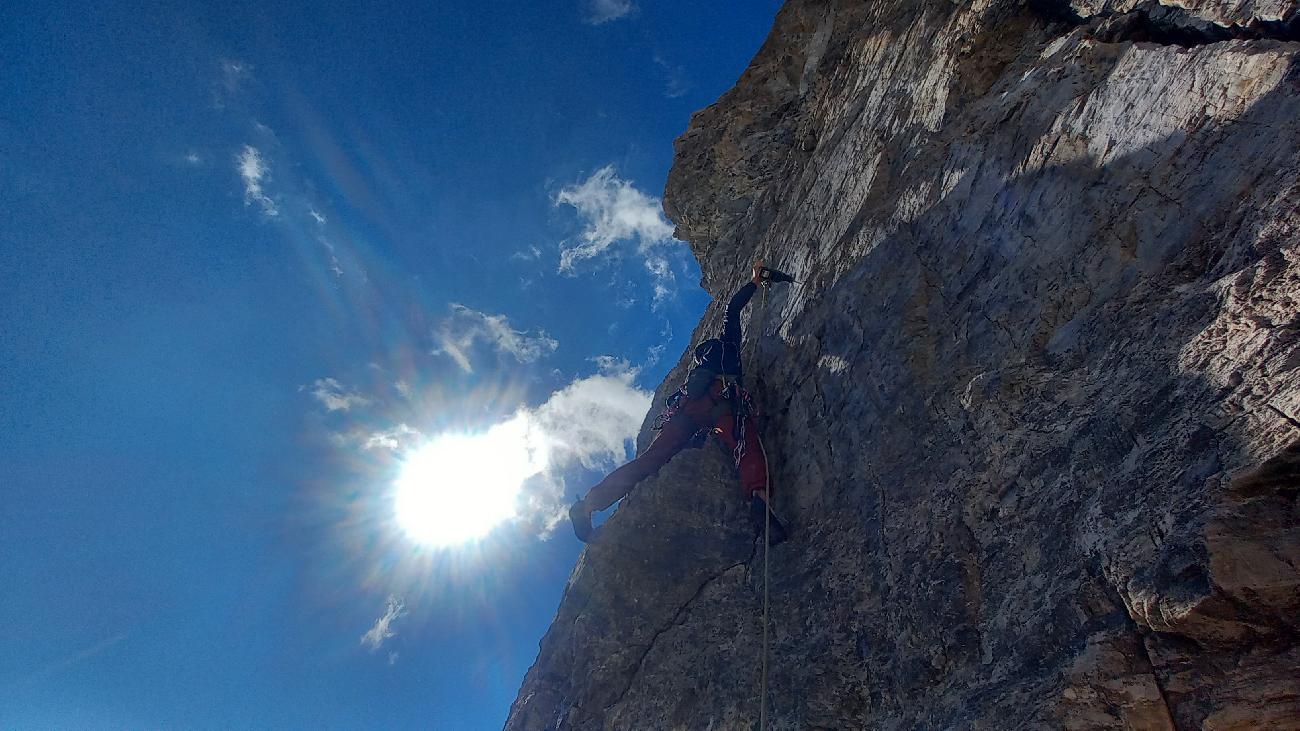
[752,259,765,285]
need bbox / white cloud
[515,359,651,532]
[360,595,405,651]
[644,253,675,307]
[363,423,423,452]
[237,145,278,216]
[432,305,559,373]
[585,0,634,24]
[556,165,675,272]
[309,208,327,225]
[324,422,425,453]
[317,359,650,539]
[303,378,371,412]
[591,355,635,375]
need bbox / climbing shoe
[750,498,789,547]
[569,500,594,543]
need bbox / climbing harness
[651,374,757,473]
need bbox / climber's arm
[722,282,756,346]
[722,260,765,346]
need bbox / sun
[393,415,545,547]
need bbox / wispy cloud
[556,165,675,272]
[432,305,559,373]
[643,253,674,307]
[362,423,423,452]
[555,166,682,306]
[220,59,250,95]
[360,595,406,651]
[511,245,542,261]
[646,342,666,366]
[210,61,356,282]
[212,58,252,108]
[237,145,278,216]
[317,235,344,278]
[653,54,690,98]
[585,0,635,24]
[303,378,371,412]
[309,201,344,277]
[7,633,129,692]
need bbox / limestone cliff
[508,0,1300,728]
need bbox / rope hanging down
[757,280,772,731]
[750,260,798,730]
[760,443,772,731]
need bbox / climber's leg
[571,409,703,541]
[715,411,788,545]
[579,410,699,513]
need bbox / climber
[569,259,795,545]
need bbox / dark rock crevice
[1040,0,1300,45]
[1091,566,1183,726]
[1267,402,1300,430]
[1137,634,1179,727]
[1088,3,1300,45]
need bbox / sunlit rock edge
[507,0,1300,728]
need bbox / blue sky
[0,1,781,728]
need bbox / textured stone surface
[508,0,1300,728]
[1068,0,1296,30]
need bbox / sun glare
[393,415,545,547]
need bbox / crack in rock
[607,561,750,712]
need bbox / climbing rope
[749,261,799,729]
[760,436,771,731]
[757,280,772,731]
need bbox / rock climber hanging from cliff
[569,259,796,545]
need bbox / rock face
[508,0,1300,728]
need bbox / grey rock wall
[508,0,1300,728]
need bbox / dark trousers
[583,383,768,511]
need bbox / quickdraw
[650,387,687,431]
[730,384,758,466]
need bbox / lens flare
[393,415,545,547]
